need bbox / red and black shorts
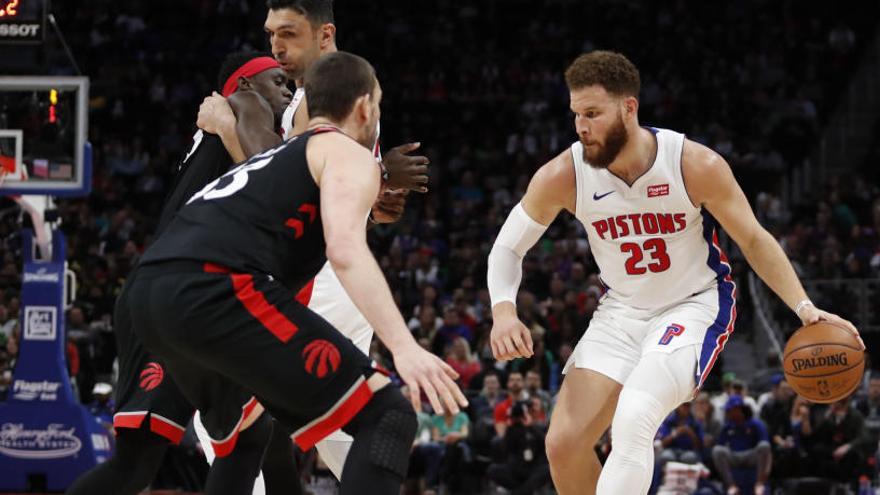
[112,279,194,444]
[127,260,378,457]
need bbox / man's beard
[581,114,628,169]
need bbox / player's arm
[487,150,575,360]
[682,140,862,346]
[311,133,468,414]
[196,92,280,162]
[226,91,282,157]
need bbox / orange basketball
[783,321,865,403]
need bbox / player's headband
[222,57,282,97]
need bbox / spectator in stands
[495,371,528,438]
[487,401,551,495]
[712,395,772,495]
[855,375,880,448]
[768,395,813,478]
[657,402,704,467]
[87,382,115,431]
[758,375,795,432]
[810,396,870,483]
[0,304,15,343]
[431,305,473,355]
[432,406,471,493]
[409,410,444,493]
[712,375,759,424]
[524,369,552,416]
[694,391,722,453]
[445,337,481,390]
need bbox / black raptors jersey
[156,131,233,234]
[141,128,336,291]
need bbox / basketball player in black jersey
[66,51,293,495]
[128,52,467,495]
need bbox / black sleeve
[155,133,233,234]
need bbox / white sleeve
[487,202,548,307]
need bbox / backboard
[0,76,91,197]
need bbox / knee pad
[344,386,417,479]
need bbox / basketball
[783,321,865,403]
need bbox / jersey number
[186,145,284,204]
[621,239,670,275]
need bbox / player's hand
[370,189,408,224]
[197,92,237,137]
[490,305,534,360]
[382,142,430,193]
[393,342,468,415]
[798,305,865,350]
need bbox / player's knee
[545,423,584,465]
[611,388,666,451]
[344,385,417,479]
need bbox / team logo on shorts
[139,362,164,391]
[303,340,341,378]
[658,324,685,345]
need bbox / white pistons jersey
[572,127,732,310]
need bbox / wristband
[794,299,813,318]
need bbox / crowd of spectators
[0,0,878,493]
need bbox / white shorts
[303,262,373,447]
[563,284,735,391]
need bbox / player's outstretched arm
[682,140,863,347]
[311,133,468,414]
[488,150,574,360]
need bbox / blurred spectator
[693,392,722,451]
[0,304,15,342]
[408,410,444,493]
[758,376,795,435]
[524,369,553,417]
[768,395,813,479]
[87,382,115,431]
[712,375,759,424]
[431,305,472,355]
[854,375,880,447]
[487,401,551,495]
[657,402,704,467]
[431,407,471,493]
[494,371,528,438]
[712,395,772,495]
[445,337,481,390]
[810,397,870,482]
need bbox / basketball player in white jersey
[487,51,863,495]
[193,0,431,487]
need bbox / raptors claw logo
[139,362,164,391]
[303,340,341,378]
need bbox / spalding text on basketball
[791,352,849,373]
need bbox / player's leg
[546,300,640,495]
[597,286,733,494]
[205,411,273,495]
[596,346,698,494]
[65,426,168,495]
[133,265,416,495]
[260,419,304,495]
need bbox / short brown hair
[564,50,640,97]
[304,51,377,121]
